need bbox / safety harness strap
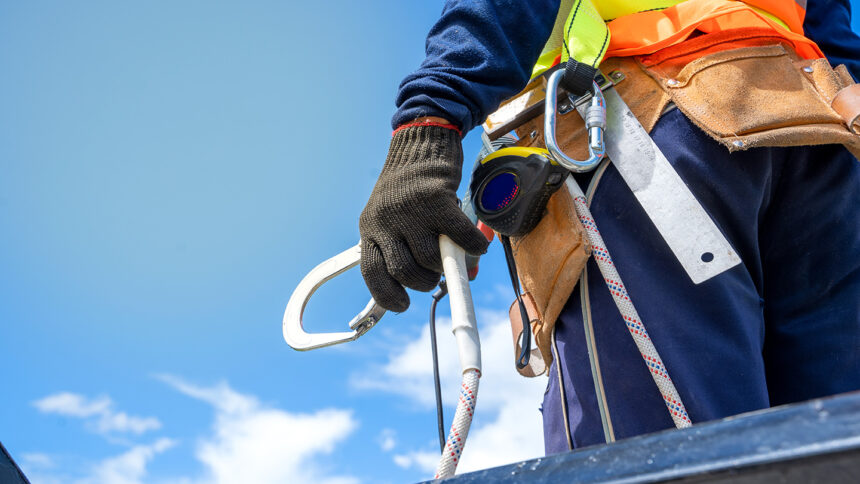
[532,0,818,80]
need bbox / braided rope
[572,193,692,429]
[435,369,480,479]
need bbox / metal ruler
[576,88,741,284]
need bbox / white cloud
[22,440,175,484]
[20,453,54,469]
[33,393,111,418]
[353,309,547,475]
[76,439,176,484]
[378,428,397,452]
[21,472,64,484]
[94,412,162,435]
[33,392,161,436]
[157,375,359,484]
[19,453,62,484]
[28,377,361,484]
[392,450,438,473]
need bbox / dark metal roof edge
[427,391,860,483]
[0,441,32,484]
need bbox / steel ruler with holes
[573,88,741,283]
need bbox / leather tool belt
[492,31,860,377]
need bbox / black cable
[501,235,532,369]
[429,280,448,454]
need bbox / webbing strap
[561,60,598,97]
[533,0,807,81]
[561,0,610,68]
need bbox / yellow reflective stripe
[533,0,683,77]
[595,0,684,22]
[532,0,576,79]
[537,0,798,78]
[531,47,563,79]
[561,0,611,67]
[480,147,551,165]
[749,5,790,31]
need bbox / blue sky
[2,2,859,484]
[0,2,546,483]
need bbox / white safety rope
[434,235,482,479]
[435,369,480,479]
[567,178,692,429]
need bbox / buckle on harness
[282,243,386,351]
[544,70,607,172]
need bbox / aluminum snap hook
[282,243,386,351]
[544,69,607,172]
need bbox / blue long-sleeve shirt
[393,0,860,133]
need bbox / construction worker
[359,0,860,452]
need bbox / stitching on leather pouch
[671,86,734,136]
[674,44,787,86]
[802,58,843,105]
[668,44,817,137]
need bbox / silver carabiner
[282,243,386,351]
[544,69,606,172]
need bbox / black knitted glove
[359,124,489,312]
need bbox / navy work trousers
[542,108,860,453]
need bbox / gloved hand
[359,122,489,312]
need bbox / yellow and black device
[469,147,568,237]
[469,146,569,369]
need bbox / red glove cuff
[393,121,462,138]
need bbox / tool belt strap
[507,31,860,160]
[832,84,860,135]
[489,31,860,377]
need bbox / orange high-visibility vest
[534,0,822,77]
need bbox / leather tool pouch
[507,186,589,377]
[500,55,669,378]
[637,33,860,158]
[490,31,860,377]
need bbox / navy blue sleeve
[804,0,860,81]
[392,0,561,132]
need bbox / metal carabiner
[544,69,607,173]
[282,243,386,351]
